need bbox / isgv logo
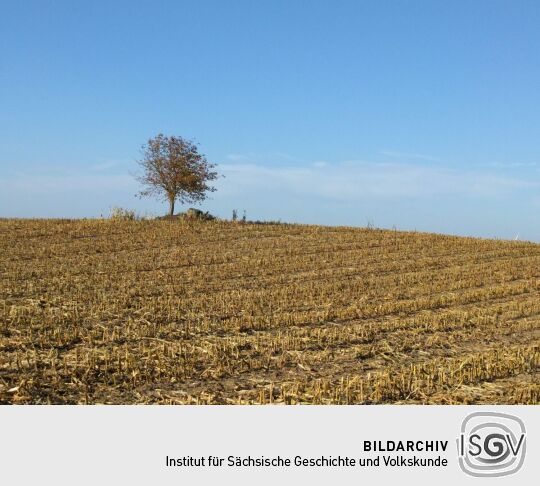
[457,412,526,477]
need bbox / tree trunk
[168,197,175,217]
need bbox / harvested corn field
[0,218,539,404]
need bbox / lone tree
[137,134,218,216]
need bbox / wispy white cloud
[0,165,143,217]
[88,159,131,172]
[218,160,536,201]
[226,153,256,162]
[226,152,303,164]
[0,171,135,193]
[2,159,536,201]
[481,161,539,169]
[273,152,304,162]
[380,150,441,162]
[1,159,538,235]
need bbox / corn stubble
[0,219,538,404]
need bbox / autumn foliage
[137,134,218,216]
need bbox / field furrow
[0,219,538,404]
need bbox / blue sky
[1,1,539,240]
